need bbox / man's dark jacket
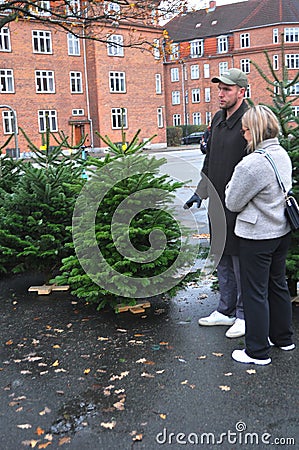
[197,100,248,255]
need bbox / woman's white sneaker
[198,310,236,326]
[225,318,245,338]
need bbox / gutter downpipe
[82,26,94,149]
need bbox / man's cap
[211,68,248,88]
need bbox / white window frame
[31,1,51,16]
[273,28,279,44]
[173,114,181,126]
[284,28,299,43]
[172,91,180,105]
[192,112,201,125]
[0,27,11,52]
[205,87,211,103]
[273,55,279,71]
[153,38,160,59]
[70,71,83,93]
[217,35,228,54]
[155,73,162,94]
[292,106,299,117]
[240,33,250,48]
[285,54,299,69]
[219,61,228,75]
[35,70,55,93]
[170,43,179,60]
[157,107,163,128]
[171,67,179,82]
[192,88,200,103]
[190,65,199,80]
[111,108,128,129]
[72,109,84,116]
[204,64,210,78]
[206,111,212,125]
[240,59,250,74]
[2,110,14,134]
[289,82,299,95]
[244,84,251,99]
[38,110,58,132]
[0,69,14,92]
[32,30,52,54]
[68,33,80,56]
[66,0,80,15]
[109,71,126,93]
[107,34,124,57]
[190,39,204,58]
[105,1,121,14]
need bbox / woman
[225,105,295,365]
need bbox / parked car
[181,132,204,145]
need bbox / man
[184,68,248,338]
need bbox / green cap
[212,68,248,88]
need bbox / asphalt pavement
[1,272,298,450]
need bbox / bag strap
[255,149,287,196]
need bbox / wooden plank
[291,295,299,303]
[28,285,53,295]
[130,307,145,314]
[51,285,70,291]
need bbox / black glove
[183,193,202,209]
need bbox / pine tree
[251,42,299,294]
[0,129,86,276]
[53,129,197,310]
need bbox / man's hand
[183,193,202,209]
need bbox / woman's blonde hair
[242,105,280,152]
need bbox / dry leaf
[219,385,231,391]
[212,352,223,357]
[54,368,67,373]
[141,372,155,378]
[58,436,71,446]
[52,360,59,367]
[17,423,32,429]
[20,370,32,375]
[45,434,53,441]
[181,380,188,385]
[52,345,60,349]
[6,340,13,345]
[133,433,143,441]
[246,369,256,374]
[224,372,233,376]
[84,368,91,375]
[39,407,51,416]
[156,370,165,374]
[136,358,147,363]
[101,421,116,429]
[97,336,109,341]
[109,371,129,381]
[38,442,52,449]
[35,427,45,436]
[197,355,207,360]
[21,440,39,447]
[159,341,169,346]
[39,371,49,376]
[159,414,167,420]
[113,398,125,410]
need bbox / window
[107,34,124,56]
[0,69,14,92]
[240,59,250,74]
[2,110,14,134]
[205,87,211,102]
[35,70,55,93]
[240,33,250,48]
[289,82,299,95]
[153,38,160,59]
[193,112,201,125]
[109,71,126,93]
[185,90,188,104]
[206,111,212,125]
[105,1,121,14]
[273,55,279,70]
[157,108,163,128]
[192,88,200,103]
[72,109,84,116]
[285,54,299,69]
[70,71,83,93]
[170,43,179,60]
[219,62,228,75]
[190,65,199,79]
[66,0,80,15]
[284,28,299,43]
[217,35,228,53]
[32,30,52,53]
[38,110,58,132]
[0,28,11,52]
[292,106,299,117]
[172,91,180,105]
[204,64,210,78]
[68,33,80,55]
[244,85,251,99]
[173,114,181,126]
[274,82,280,95]
[171,68,179,82]
[155,74,162,94]
[190,39,204,57]
[31,1,51,16]
[273,28,279,44]
[111,108,127,129]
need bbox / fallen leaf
[6,340,13,345]
[156,370,165,374]
[27,356,43,362]
[159,341,169,346]
[101,421,116,429]
[134,334,144,337]
[116,328,127,333]
[136,358,147,364]
[39,371,49,376]
[58,436,71,446]
[39,407,51,416]
[21,440,39,447]
[45,434,53,441]
[141,372,155,378]
[20,370,32,375]
[113,398,125,410]
[219,385,231,391]
[133,433,143,441]
[35,427,45,436]
[115,389,125,394]
[52,345,60,349]
[159,414,167,420]
[197,355,207,360]
[224,372,233,376]
[246,369,256,374]
[53,329,64,333]
[52,360,59,367]
[38,442,52,449]
[84,368,91,375]
[17,423,32,429]
[199,294,208,299]
[97,337,109,341]
[54,368,67,373]
[181,380,188,385]
[109,371,129,381]
[212,352,223,357]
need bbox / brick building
[164,0,299,128]
[0,2,166,155]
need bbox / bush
[166,126,183,146]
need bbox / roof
[166,0,299,42]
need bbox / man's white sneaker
[268,339,296,351]
[232,349,271,366]
[225,318,245,338]
[198,310,236,326]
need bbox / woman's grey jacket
[225,138,292,240]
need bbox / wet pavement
[1,272,298,450]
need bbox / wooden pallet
[115,301,151,314]
[291,295,299,303]
[28,284,70,295]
